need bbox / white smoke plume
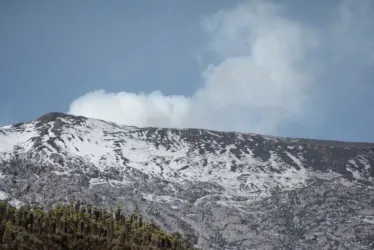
[68,0,374,135]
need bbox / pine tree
[0,201,199,250]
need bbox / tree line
[0,201,200,250]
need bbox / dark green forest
[0,201,200,250]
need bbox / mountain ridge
[0,112,373,249]
[7,111,374,146]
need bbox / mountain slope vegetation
[0,201,198,250]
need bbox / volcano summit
[0,112,373,249]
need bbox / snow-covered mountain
[0,112,373,249]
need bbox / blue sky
[1,0,374,142]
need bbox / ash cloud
[69,0,374,135]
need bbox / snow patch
[0,190,9,200]
[205,130,223,137]
[346,166,361,180]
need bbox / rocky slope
[0,112,373,249]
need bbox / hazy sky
[1,0,374,142]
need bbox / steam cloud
[68,0,374,135]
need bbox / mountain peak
[1,113,374,249]
[36,112,86,124]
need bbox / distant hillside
[0,112,373,249]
